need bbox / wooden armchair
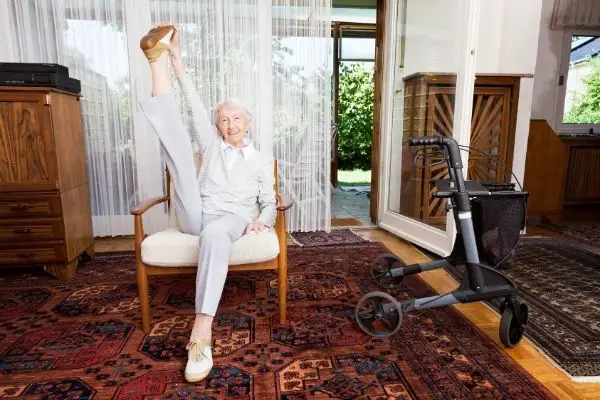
[131,158,293,333]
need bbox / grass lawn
[338,169,371,186]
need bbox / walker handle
[408,137,442,147]
[408,136,463,169]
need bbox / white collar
[220,135,255,160]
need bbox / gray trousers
[140,93,247,316]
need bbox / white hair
[212,97,256,146]
[213,97,253,124]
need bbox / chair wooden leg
[277,255,288,324]
[275,211,289,324]
[134,214,151,333]
[137,262,152,333]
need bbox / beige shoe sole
[184,369,211,383]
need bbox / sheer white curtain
[2,0,166,236]
[149,0,270,151]
[151,0,333,232]
[272,0,332,232]
[2,0,332,234]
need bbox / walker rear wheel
[499,301,529,348]
[370,253,405,289]
[355,291,403,338]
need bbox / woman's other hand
[245,220,266,235]
[155,23,184,76]
[152,23,180,58]
[165,24,180,56]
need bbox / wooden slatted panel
[399,82,420,218]
[399,75,518,226]
[467,89,511,183]
[565,146,600,201]
[422,87,513,225]
[423,89,454,225]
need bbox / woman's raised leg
[138,26,203,235]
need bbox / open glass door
[378,0,479,256]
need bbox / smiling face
[216,104,251,147]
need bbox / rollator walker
[355,135,529,348]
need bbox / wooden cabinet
[400,73,520,225]
[562,137,600,204]
[0,86,93,279]
[523,120,567,216]
[524,120,600,217]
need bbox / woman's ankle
[189,313,213,343]
[150,55,170,96]
[190,323,211,341]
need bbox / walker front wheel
[499,301,529,348]
[355,291,403,338]
[371,253,405,289]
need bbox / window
[341,37,375,61]
[556,32,600,133]
[340,37,375,72]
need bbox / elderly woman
[139,24,276,382]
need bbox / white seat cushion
[141,228,280,267]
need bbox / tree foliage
[338,63,374,170]
[564,59,600,124]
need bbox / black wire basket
[411,142,529,270]
[471,183,528,270]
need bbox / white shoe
[184,339,213,383]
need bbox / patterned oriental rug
[0,243,555,399]
[290,228,368,247]
[537,221,600,251]
[447,237,600,382]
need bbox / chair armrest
[276,194,294,211]
[131,195,169,215]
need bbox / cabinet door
[0,92,58,191]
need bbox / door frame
[376,0,480,256]
[330,21,378,197]
[370,0,386,223]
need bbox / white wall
[477,0,542,74]
[479,0,542,184]
[530,0,565,124]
